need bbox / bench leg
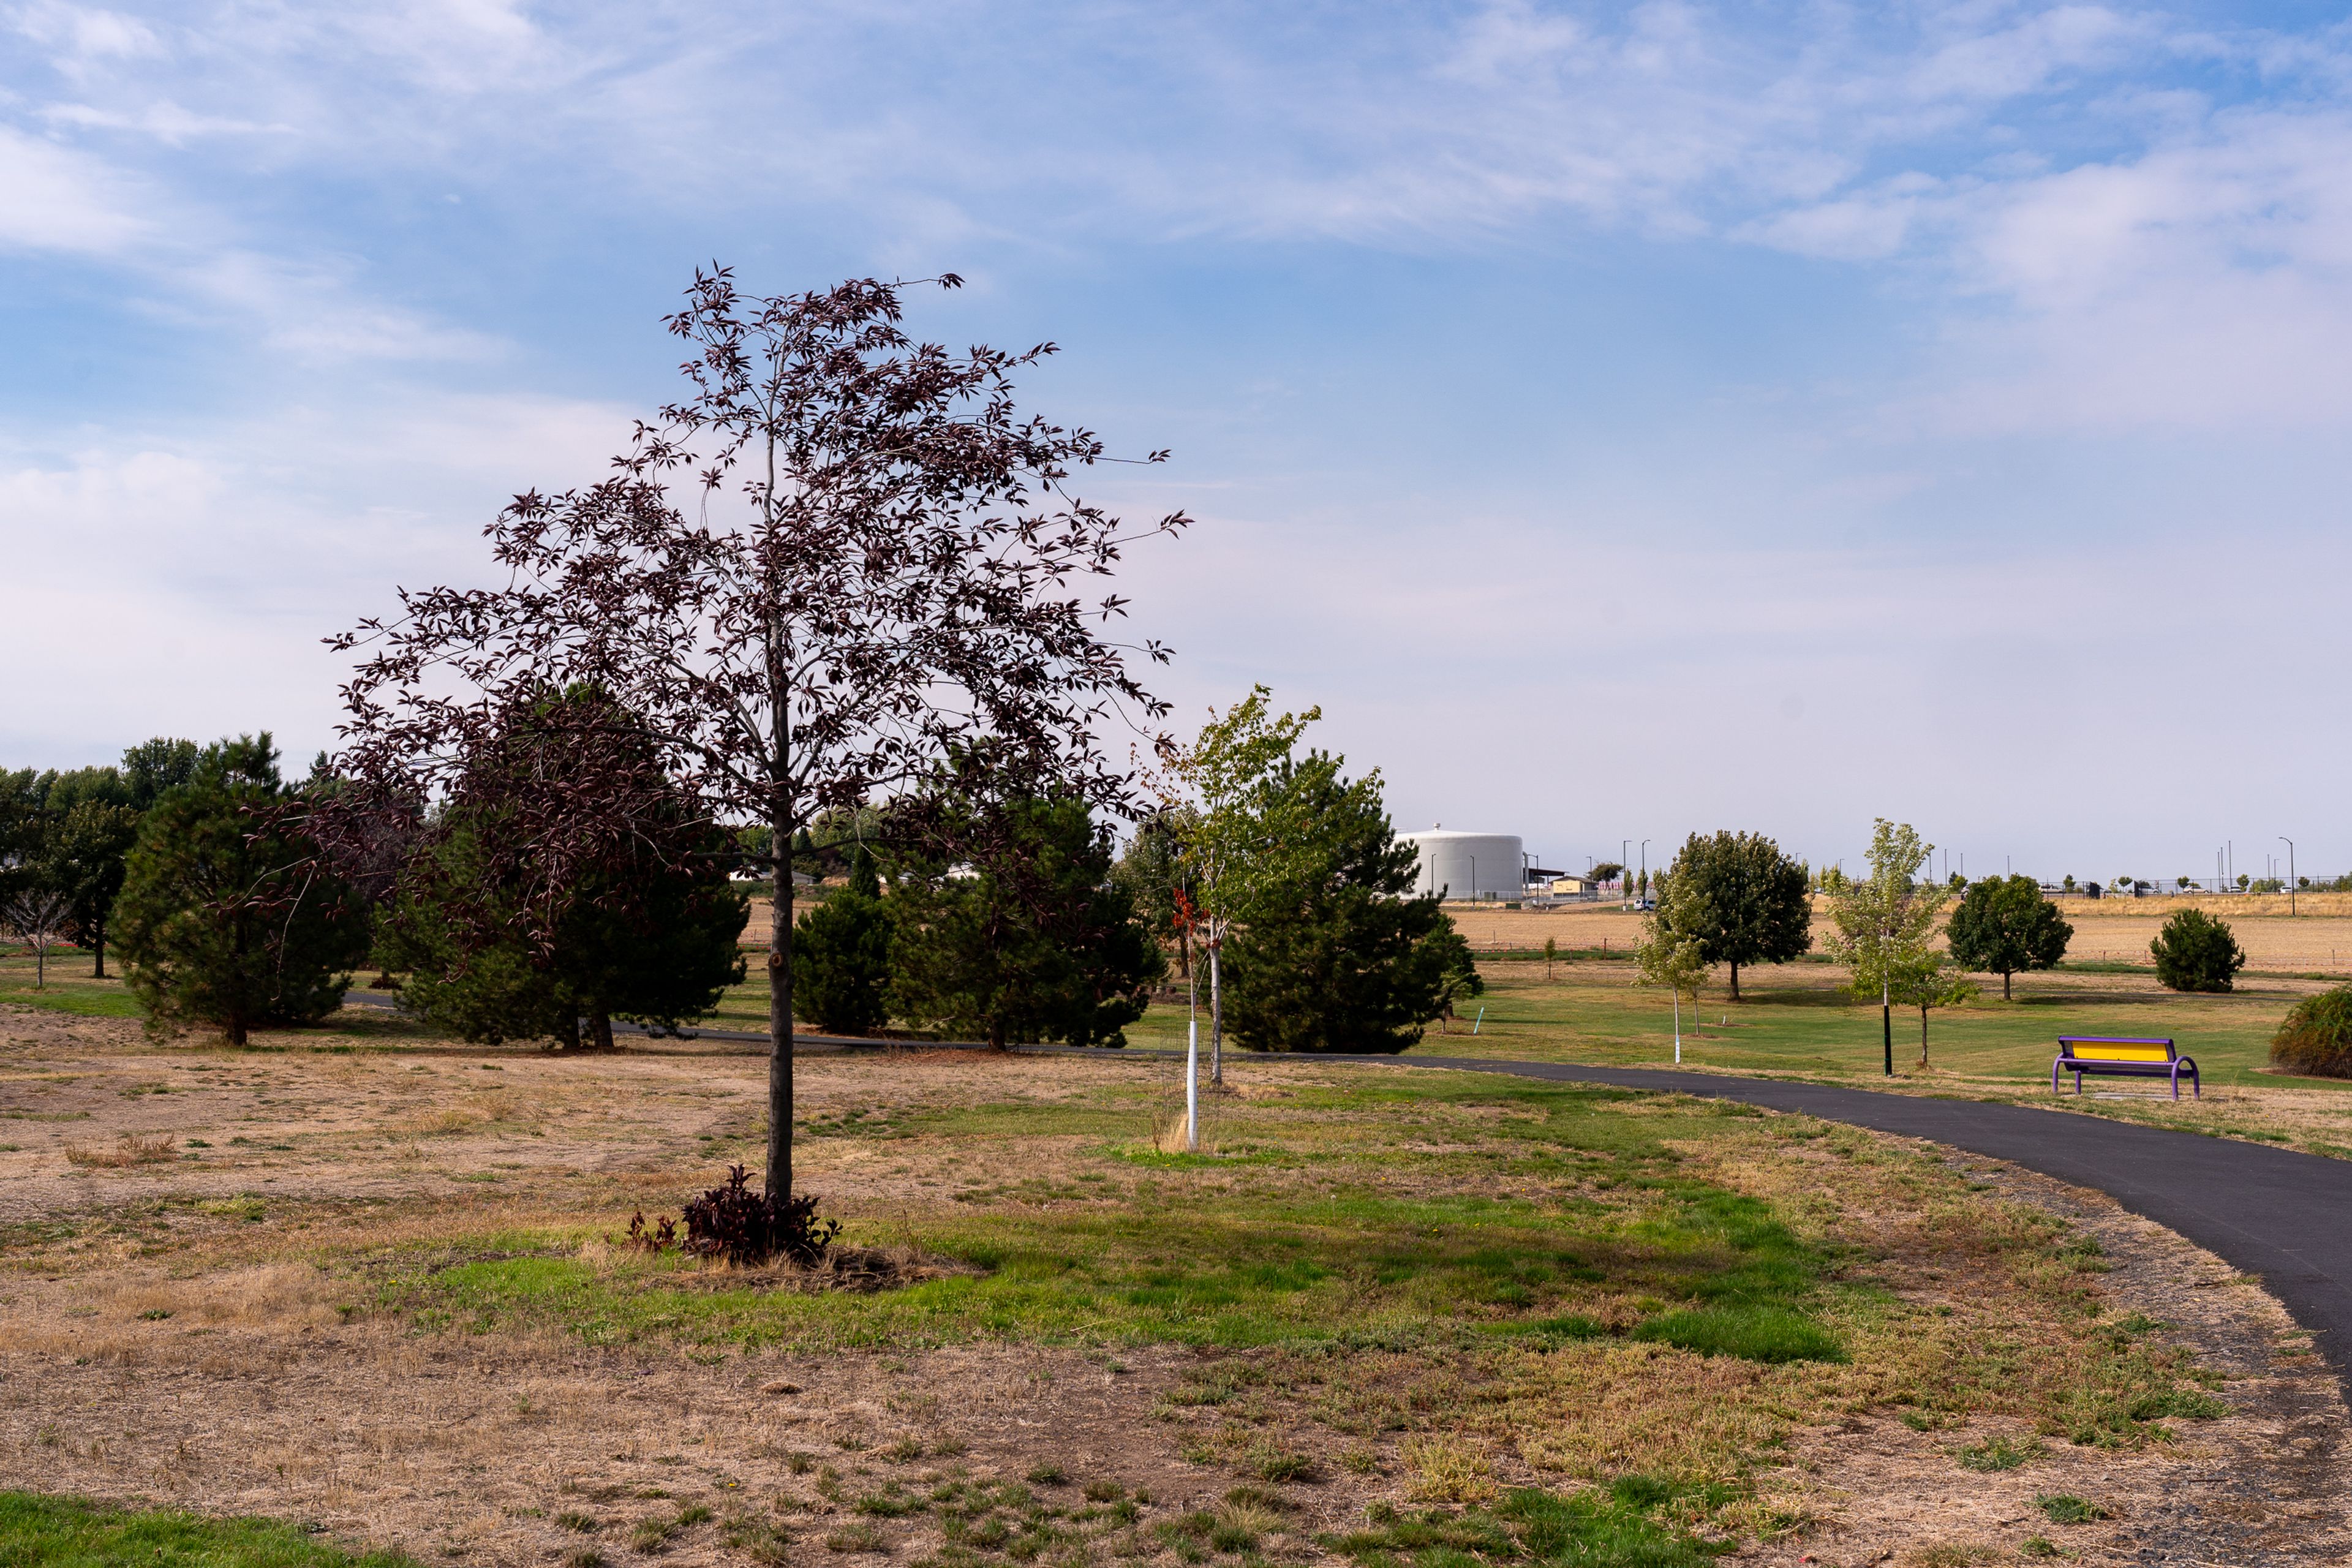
[2075,1071,2084,1096]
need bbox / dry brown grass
[1,1003,2346,1564]
[62,1131,175,1167]
[1446,902,2352,974]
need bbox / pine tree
[1222,752,1462,1054]
[114,736,371,1044]
[890,794,1163,1049]
[792,846,894,1036]
[382,701,748,1049]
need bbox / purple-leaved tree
[332,270,1185,1210]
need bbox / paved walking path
[1383,1055,2352,1384]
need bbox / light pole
[2283,836,2296,916]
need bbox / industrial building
[1397,827,1562,902]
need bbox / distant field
[1441,899,2352,976]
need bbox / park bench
[2051,1036,2199,1100]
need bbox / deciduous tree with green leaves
[1891,950,1976,1068]
[1822,820,1946,1075]
[1167,687,1323,1080]
[1635,885,1709,1061]
[1946,874,2073,999]
[1649,831,1811,1000]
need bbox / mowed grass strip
[0,1490,415,1568]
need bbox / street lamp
[2282,836,2296,916]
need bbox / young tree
[1,887,70,989]
[792,846,893,1036]
[889,794,1163,1048]
[1222,752,1460,1053]
[1822,820,1945,1075]
[2151,909,2245,993]
[1649,831,1811,1000]
[114,736,371,1045]
[1110,808,1194,983]
[1891,951,1975,1068]
[1946,875,2073,999]
[1635,893,1708,1062]
[1168,687,1322,1082]
[331,270,1184,1205]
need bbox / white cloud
[0,124,153,252]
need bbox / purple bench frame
[2052,1036,2199,1100]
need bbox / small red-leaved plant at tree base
[682,1166,842,1266]
[623,1212,680,1253]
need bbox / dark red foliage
[682,1165,841,1267]
[623,1210,679,1252]
[325,268,1185,1200]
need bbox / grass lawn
[0,1492,413,1568]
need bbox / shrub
[2271,986,2352,1078]
[2149,908,2245,993]
[680,1165,842,1265]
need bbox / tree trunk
[1209,944,1223,1084]
[767,815,795,1202]
[1918,1005,1929,1067]
[2003,969,2012,1001]
[1728,960,1741,1001]
[592,1007,614,1051]
[92,920,105,980]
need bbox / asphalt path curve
[335,993,2352,1387]
[1365,1056,2352,1392]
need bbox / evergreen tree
[890,794,1163,1049]
[791,846,894,1036]
[1946,875,2073,999]
[1653,829,1812,1000]
[383,698,748,1049]
[2151,908,2245,993]
[113,736,371,1044]
[1222,752,1462,1054]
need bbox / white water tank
[1398,829,1524,901]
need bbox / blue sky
[4,1,2349,882]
